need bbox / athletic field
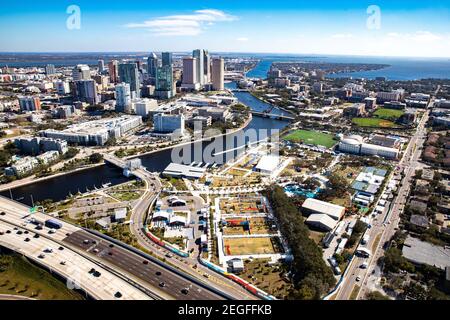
[374,108,404,120]
[352,118,396,128]
[283,130,337,148]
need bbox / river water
[1,90,290,205]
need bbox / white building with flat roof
[339,135,399,160]
[305,214,338,231]
[302,198,345,221]
[163,163,206,179]
[41,115,142,146]
[255,155,280,174]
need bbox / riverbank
[0,163,105,192]
[247,90,296,116]
[125,114,254,161]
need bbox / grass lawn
[283,130,337,148]
[110,191,142,202]
[374,108,404,120]
[352,118,396,128]
[223,237,277,255]
[350,285,361,300]
[0,253,84,300]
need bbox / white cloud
[386,31,442,42]
[236,37,249,42]
[125,9,237,36]
[331,33,354,39]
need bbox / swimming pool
[284,185,321,198]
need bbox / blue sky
[1,0,449,57]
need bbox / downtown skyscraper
[118,62,140,99]
[147,52,159,79]
[192,49,205,86]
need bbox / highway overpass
[0,196,230,300]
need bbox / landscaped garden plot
[223,237,281,255]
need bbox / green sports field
[283,130,337,148]
[373,108,404,120]
[352,118,396,128]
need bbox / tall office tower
[118,62,140,99]
[155,65,174,99]
[19,96,41,112]
[72,64,91,81]
[45,64,56,76]
[193,49,205,86]
[74,80,98,105]
[98,59,105,73]
[212,58,225,91]
[162,52,173,67]
[115,83,132,113]
[147,53,158,78]
[203,50,211,83]
[108,60,119,83]
[182,57,199,89]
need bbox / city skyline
[0,1,449,58]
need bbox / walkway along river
[1,90,291,206]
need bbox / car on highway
[0,211,5,216]
[155,271,162,276]
[360,262,368,269]
[38,253,45,259]
[44,248,53,253]
[181,288,190,295]
[33,233,40,239]
[165,253,173,258]
[24,238,30,242]
[58,246,64,251]
[159,282,166,287]
[16,230,23,235]
[60,261,66,265]
[356,276,361,282]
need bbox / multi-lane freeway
[0,196,229,300]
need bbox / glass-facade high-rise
[118,62,140,98]
[147,52,158,78]
[161,52,172,67]
[155,65,174,99]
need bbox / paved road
[0,219,151,300]
[63,230,224,300]
[118,156,258,300]
[335,109,430,300]
[0,196,227,300]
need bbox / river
[1,90,290,205]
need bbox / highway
[0,196,227,300]
[103,153,259,300]
[335,109,430,300]
[0,219,151,300]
